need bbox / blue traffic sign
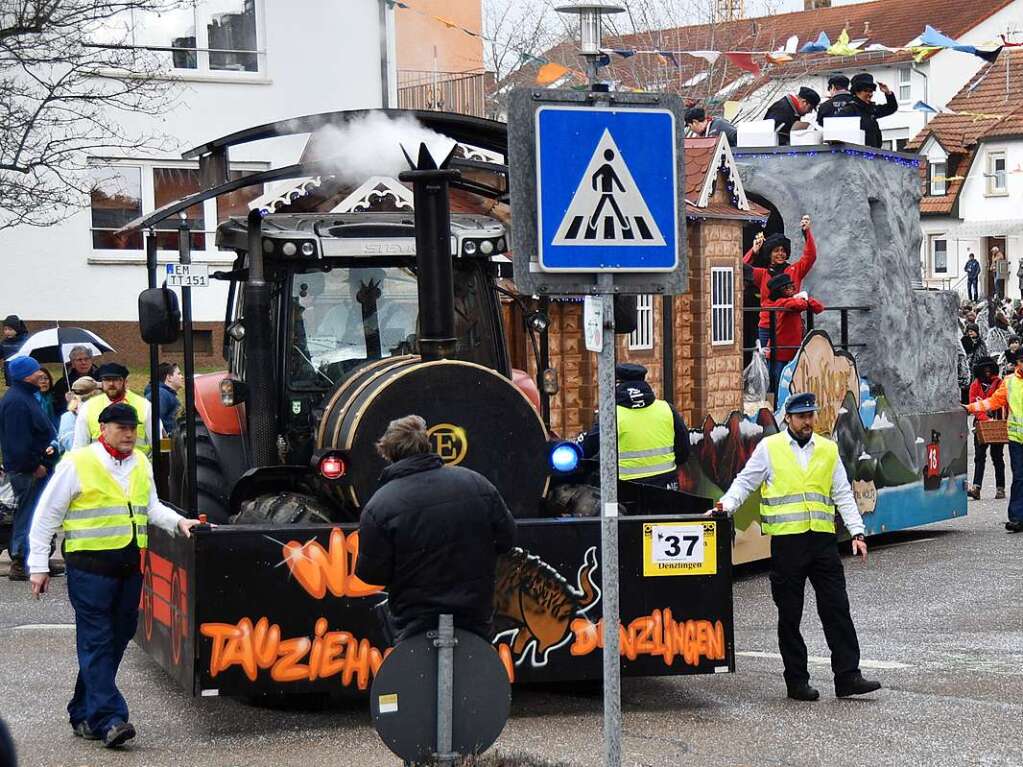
[536,106,679,272]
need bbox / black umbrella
[15,327,115,364]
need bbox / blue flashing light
[550,441,582,473]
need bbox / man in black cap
[73,362,156,456]
[816,74,854,124]
[580,363,690,489]
[28,402,199,748]
[684,106,737,146]
[845,72,898,148]
[719,392,881,702]
[764,87,820,145]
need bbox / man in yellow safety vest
[964,349,1023,532]
[719,392,882,701]
[73,363,155,456]
[580,363,690,489]
[27,403,199,748]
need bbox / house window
[987,151,1007,195]
[931,237,948,274]
[105,1,262,75]
[629,295,654,350]
[711,267,735,346]
[930,161,947,196]
[899,67,912,102]
[89,160,265,256]
[90,167,143,250]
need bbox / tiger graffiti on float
[198,529,729,688]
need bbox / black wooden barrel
[316,358,550,517]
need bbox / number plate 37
[642,522,717,577]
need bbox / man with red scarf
[27,403,200,748]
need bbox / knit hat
[964,322,980,336]
[7,355,40,381]
[615,363,648,382]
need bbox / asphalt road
[2,473,1021,767]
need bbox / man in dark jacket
[816,75,854,124]
[964,252,981,302]
[2,315,30,385]
[580,363,690,489]
[846,73,898,148]
[764,87,820,145]
[52,345,99,417]
[355,415,516,642]
[685,106,737,146]
[144,361,182,436]
[0,355,56,580]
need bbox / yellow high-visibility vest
[82,390,152,456]
[1007,376,1023,444]
[616,400,677,480]
[64,446,150,553]
[759,432,838,536]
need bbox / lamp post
[555,2,624,85]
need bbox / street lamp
[555,2,624,82]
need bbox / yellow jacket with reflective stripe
[1007,376,1023,444]
[83,390,152,456]
[64,446,151,552]
[760,432,838,536]
[617,400,677,480]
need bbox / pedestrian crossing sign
[536,106,679,272]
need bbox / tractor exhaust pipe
[245,209,278,467]
[399,143,461,362]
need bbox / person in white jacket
[28,402,199,749]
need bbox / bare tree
[0,1,182,230]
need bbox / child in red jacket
[967,355,1005,500]
[763,272,824,388]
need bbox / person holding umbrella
[53,346,100,416]
[73,364,157,457]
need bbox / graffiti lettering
[568,609,726,667]
[200,616,386,689]
[282,528,381,600]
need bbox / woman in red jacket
[763,272,824,389]
[968,356,1005,500]
[745,215,817,350]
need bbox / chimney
[804,0,832,9]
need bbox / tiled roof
[919,149,975,215]
[906,48,1023,152]
[684,137,718,199]
[502,0,1015,99]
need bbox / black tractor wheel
[171,418,232,524]
[232,491,333,525]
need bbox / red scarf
[98,435,133,461]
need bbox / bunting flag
[799,32,831,53]
[687,50,722,64]
[607,48,636,58]
[913,101,939,113]
[536,62,570,85]
[827,29,861,57]
[657,51,680,67]
[920,25,1004,61]
[724,51,761,76]
[766,51,794,64]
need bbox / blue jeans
[967,276,979,302]
[8,471,44,562]
[758,327,771,349]
[66,567,143,734]
[1008,443,1023,523]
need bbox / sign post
[510,5,686,767]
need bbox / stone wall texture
[735,150,958,414]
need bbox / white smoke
[305,112,457,187]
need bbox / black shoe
[786,682,820,701]
[836,674,882,697]
[73,721,99,741]
[48,559,65,576]
[103,721,136,748]
[8,559,27,581]
[1006,520,1023,533]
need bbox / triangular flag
[913,101,938,114]
[687,50,721,64]
[864,43,898,53]
[911,46,941,63]
[784,35,799,54]
[724,52,761,76]
[536,63,570,85]
[799,32,830,53]
[972,44,1003,62]
[827,29,859,57]
[766,52,793,64]
[609,48,636,58]
[657,51,680,67]
[919,24,960,48]
[433,15,458,29]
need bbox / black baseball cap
[98,402,139,426]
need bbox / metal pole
[146,231,162,487]
[597,273,621,767]
[178,216,199,515]
[434,614,457,767]
[539,296,551,427]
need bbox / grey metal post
[434,614,457,766]
[597,272,622,767]
[145,231,162,486]
[178,216,198,515]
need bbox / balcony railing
[397,69,487,118]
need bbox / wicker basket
[976,418,1008,445]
